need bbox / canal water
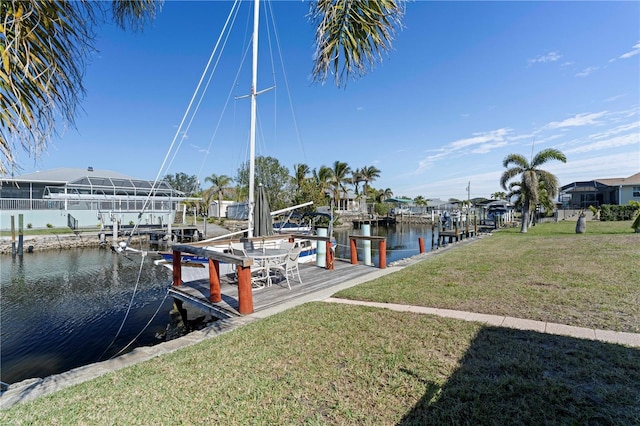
[1,223,436,385]
[1,248,175,385]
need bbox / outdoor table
[245,248,288,287]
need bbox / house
[0,167,187,230]
[560,172,640,208]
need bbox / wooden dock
[352,216,396,229]
[168,259,376,320]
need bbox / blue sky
[13,0,640,201]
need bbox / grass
[1,220,638,424]
[0,227,91,237]
[337,220,640,332]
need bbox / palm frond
[531,148,567,168]
[111,0,163,32]
[309,0,405,87]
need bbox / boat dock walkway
[169,259,377,320]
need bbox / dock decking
[168,259,376,320]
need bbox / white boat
[154,0,331,283]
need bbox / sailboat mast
[247,0,260,239]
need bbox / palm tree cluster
[175,156,395,219]
[500,148,567,233]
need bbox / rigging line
[208,35,255,188]
[127,0,242,242]
[196,8,254,183]
[98,251,147,361]
[193,1,244,180]
[109,286,171,360]
[263,0,278,149]
[268,0,307,164]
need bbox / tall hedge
[599,204,637,221]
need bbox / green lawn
[1,220,638,424]
[337,220,640,332]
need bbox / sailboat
[154,0,332,282]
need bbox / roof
[9,167,136,183]
[385,197,413,203]
[596,172,640,187]
[2,167,176,194]
[561,172,640,191]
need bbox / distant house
[0,167,187,230]
[560,172,640,208]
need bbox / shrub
[599,204,637,221]
[129,221,135,226]
[27,223,32,229]
[46,223,53,228]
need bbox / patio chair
[279,241,294,252]
[272,245,302,289]
[229,242,267,289]
[230,242,247,256]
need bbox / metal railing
[0,198,178,212]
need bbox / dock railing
[171,244,256,314]
[289,234,334,270]
[348,235,387,269]
[171,233,334,315]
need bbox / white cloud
[604,94,626,102]
[575,66,598,77]
[589,121,639,141]
[546,112,607,129]
[617,41,640,60]
[449,128,511,150]
[528,51,562,64]
[413,129,513,174]
[564,133,639,154]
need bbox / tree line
[166,146,570,236]
[163,157,396,218]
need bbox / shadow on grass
[399,326,640,425]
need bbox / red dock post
[172,250,182,287]
[236,265,254,314]
[208,259,221,303]
[418,237,425,253]
[379,240,386,269]
[326,240,334,270]
[350,238,358,265]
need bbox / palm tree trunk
[520,200,531,233]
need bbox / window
[633,186,640,197]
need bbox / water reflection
[333,222,437,264]
[1,248,173,384]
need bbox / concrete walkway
[324,298,640,348]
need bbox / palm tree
[377,188,393,203]
[292,163,310,190]
[311,165,333,203]
[359,165,381,203]
[204,173,233,218]
[2,0,405,175]
[351,168,364,196]
[413,195,428,206]
[500,148,567,233]
[330,161,351,211]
